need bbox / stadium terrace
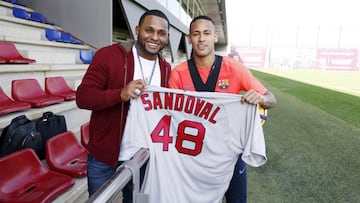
[140,92,221,124]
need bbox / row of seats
[0,42,94,64]
[45,28,83,44]
[12,7,85,46]
[0,77,76,115]
[12,7,54,25]
[0,128,89,203]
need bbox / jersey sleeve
[240,103,267,167]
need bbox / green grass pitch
[246,70,360,203]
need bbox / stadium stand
[45,76,76,101]
[11,78,64,107]
[46,131,87,178]
[0,86,31,115]
[0,42,36,64]
[0,148,74,203]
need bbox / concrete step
[0,37,90,64]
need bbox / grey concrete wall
[21,0,112,49]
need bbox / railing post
[85,148,150,203]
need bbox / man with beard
[76,9,171,202]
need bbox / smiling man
[168,15,276,203]
[76,9,171,202]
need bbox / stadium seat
[0,57,6,64]
[46,131,87,178]
[45,77,76,101]
[80,122,90,149]
[0,42,36,64]
[30,12,45,23]
[80,50,94,64]
[0,149,74,203]
[0,86,31,115]
[12,79,64,108]
[59,32,82,44]
[45,28,61,42]
[12,7,30,20]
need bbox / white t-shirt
[124,86,267,203]
[119,46,160,161]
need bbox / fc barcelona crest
[217,79,229,90]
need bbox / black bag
[35,111,67,159]
[0,115,42,157]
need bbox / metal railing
[85,148,150,203]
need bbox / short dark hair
[189,15,215,30]
[138,9,170,30]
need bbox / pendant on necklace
[144,77,149,85]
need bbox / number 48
[150,115,205,156]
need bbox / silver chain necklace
[136,46,157,85]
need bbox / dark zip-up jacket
[76,42,171,167]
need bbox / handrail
[85,148,150,203]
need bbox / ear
[135,26,140,38]
[187,35,192,44]
[214,33,219,43]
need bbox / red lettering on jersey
[184,96,195,114]
[141,93,152,110]
[198,103,213,120]
[164,92,174,110]
[153,92,163,110]
[194,99,205,116]
[208,106,220,124]
[174,94,184,111]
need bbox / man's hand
[241,89,276,109]
[120,79,146,101]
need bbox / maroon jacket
[76,43,171,167]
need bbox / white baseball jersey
[124,86,267,203]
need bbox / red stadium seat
[0,42,36,64]
[0,149,74,203]
[45,77,76,101]
[0,57,6,63]
[80,122,90,149]
[0,86,31,115]
[46,131,87,178]
[12,79,64,108]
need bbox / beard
[136,38,165,57]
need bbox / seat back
[45,29,61,41]
[80,122,90,149]
[0,87,11,103]
[45,77,74,95]
[80,50,94,64]
[60,32,73,43]
[46,131,87,177]
[12,7,30,20]
[12,79,46,101]
[0,149,49,194]
[30,12,45,23]
[0,42,36,63]
[0,149,74,202]
[0,42,21,59]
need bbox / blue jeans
[87,154,146,203]
[225,155,247,203]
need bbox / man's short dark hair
[138,9,170,30]
[190,15,215,29]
